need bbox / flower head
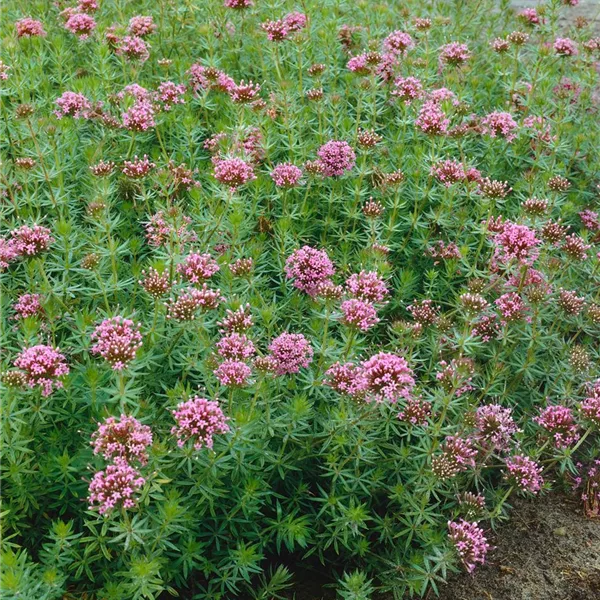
[171,396,229,450]
[13,344,69,396]
[91,414,153,465]
[91,317,143,370]
[88,459,145,515]
[268,332,313,375]
[448,520,489,573]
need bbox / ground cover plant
[1,0,600,598]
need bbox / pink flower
[12,293,43,319]
[177,253,219,284]
[91,414,153,465]
[408,299,439,326]
[118,36,150,62]
[213,157,256,189]
[439,42,471,66]
[139,268,171,298]
[214,360,252,387]
[283,12,307,33]
[316,141,356,177]
[398,397,432,426]
[495,292,527,324]
[505,455,544,493]
[268,332,313,375]
[144,211,197,247]
[0,238,18,270]
[579,209,600,231]
[77,0,98,12]
[13,344,70,396]
[493,221,540,265]
[10,225,53,256]
[261,19,290,42]
[91,316,143,370]
[155,81,186,111]
[219,304,253,333]
[187,65,235,94]
[554,37,578,56]
[345,271,388,303]
[0,60,10,81]
[171,396,229,450]
[64,13,97,39]
[535,405,580,448]
[229,80,261,103]
[433,436,477,478]
[128,16,156,37]
[340,299,379,331]
[166,286,224,320]
[518,8,542,26]
[558,289,586,315]
[55,92,92,119]
[360,352,415,403]
[475,404,519,450]
[481,111,519,141]
[392,76,423,104]
[562,234,591,261]
[88,458,145,515]
[448,520,489,573]
[323,362,368,398]
[216,333,256,360]
[421,96,453,132]
[122,155,155,178]
[285,246,336,297]
[122,99,155,131]
[580,382,600,427]
[16,18,46,38]
[90,160,116,177]
[224,0,253,8]
[383,30,414,55]
[270,163,303,187]
[430,159,473,186]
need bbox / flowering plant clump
[2,0,600,598]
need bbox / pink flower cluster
[171,396,230,450]
[91,414,153,465]
[122,155,155,178]
[12,293,43,319]
[145,211,197,248]
[505,455,544,493]
[156,81,186,111]
[219,304,253,333]
[118,36,150,62]
[340,299,379,331]
[91,316,143,370]
[177,253,219,284]
[535,405,580,448]
[361,352,415,403]
[495,292,527,324]
[475,404,519,450]
[392,76,423,104]
[13,344,70,396]
[431,159,480,187]
[166,285,224,320]
[580,382,600,427]
[122,100,156,131]
[213,157,256,189]
[55,91,92,119]
[439,42,471,66]
[266,332,313,375]
[16,18,46,38]
[64,13,97,39]
[415,100,450,135]
[10,225,53,257]
[493,221,540,265]
[480,111,519,142]
[128,16,156,37]
[285,246,336,297]
[88,458,146,515]
[270,163,303,188]
[554,37,578,56]
[448,520,490,573]
[261,12,307,42]
[432,436,477,478]
[315,141,356,177]
[140,268,171,298]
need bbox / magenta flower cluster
[13,344,70,396]
[90,316,143,370]
[171,396,230,450]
